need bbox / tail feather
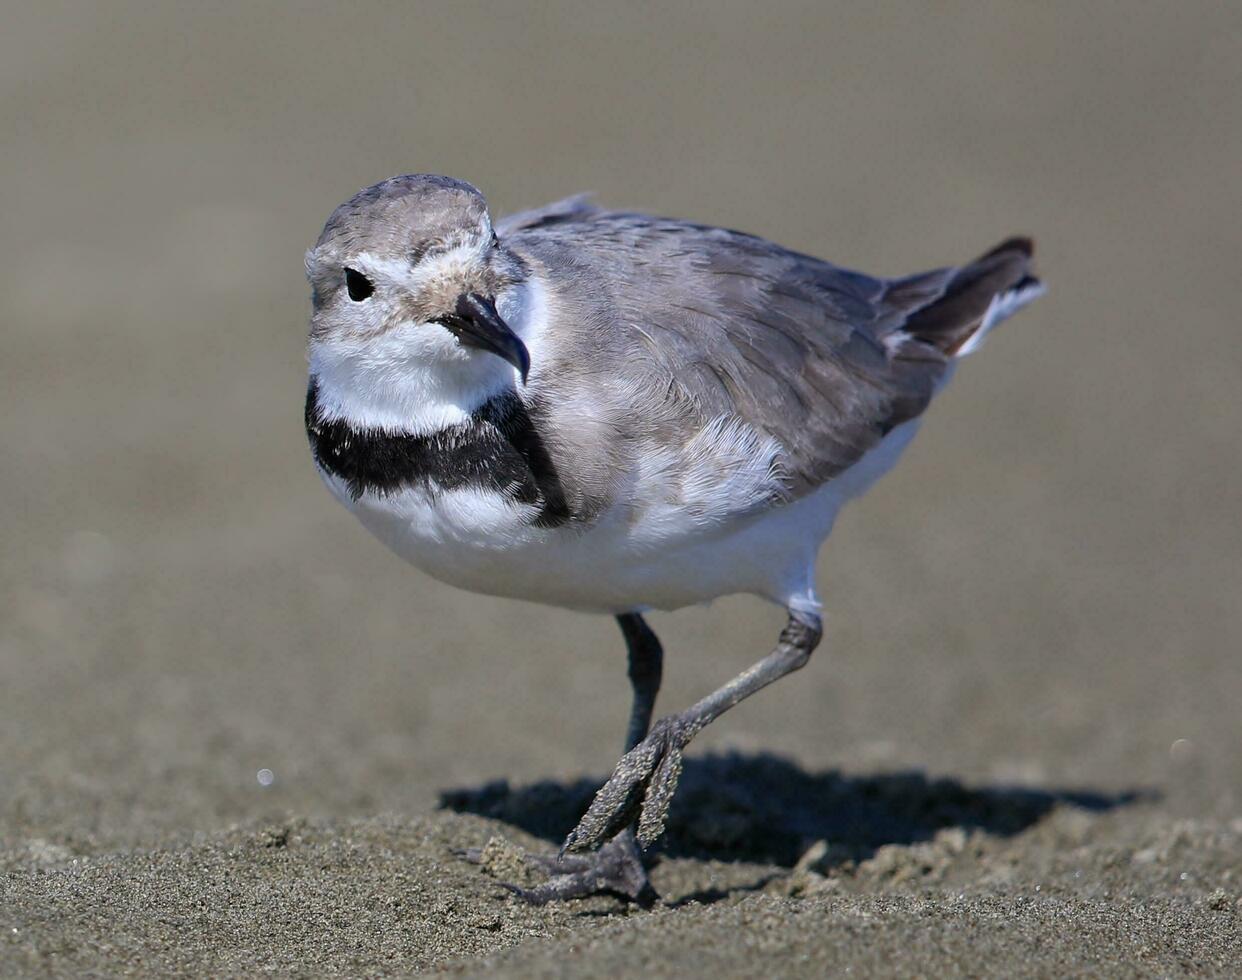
[902,237,1044,357]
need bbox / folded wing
[504,209,1040,504]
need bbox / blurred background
[2,1,1239,852]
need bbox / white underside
[317,414,923,615]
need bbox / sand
[6,783,1241,976]
[3,2,1240,976]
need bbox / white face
[305,228,537,436]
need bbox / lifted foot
[563,610,821,855]
[564,715,698,853]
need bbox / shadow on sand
[440,752,1151,869]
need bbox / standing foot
[469,830,657,906]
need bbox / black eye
[344,267,373,301]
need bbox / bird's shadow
[440,751,1151,870]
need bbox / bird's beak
[439,293,530,384]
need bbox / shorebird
[304,174,1043,903]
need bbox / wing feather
[502,210,1035,505]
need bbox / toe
[504,840,656,905]
[563,737,666,852]
[636,740,684,847]
[562,717,702,853]
[522,850,598,874]
[564,787,643,853]
[502,878,571,905]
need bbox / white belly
[318,417,922,615]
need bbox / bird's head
[305,175,530,386]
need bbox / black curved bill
[439,292,530,383]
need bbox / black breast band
[305,381,571,528]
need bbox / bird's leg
[618,611,664,754]
[502,613,664,905]
[564,608,822,853]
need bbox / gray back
[502,203,955,506]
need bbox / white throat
[308,274,549,436]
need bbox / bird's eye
[344,267,374,301]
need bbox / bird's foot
[564,714,699,853]
[466,831,657,906]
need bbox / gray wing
[505,209,1034,503]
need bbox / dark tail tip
[981,236,1035,260]
[903,236,1041,356]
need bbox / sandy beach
[3,3,1240,975]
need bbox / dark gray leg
[564,608,822,853]
[617,612,664,752]
[501,614,665,905]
